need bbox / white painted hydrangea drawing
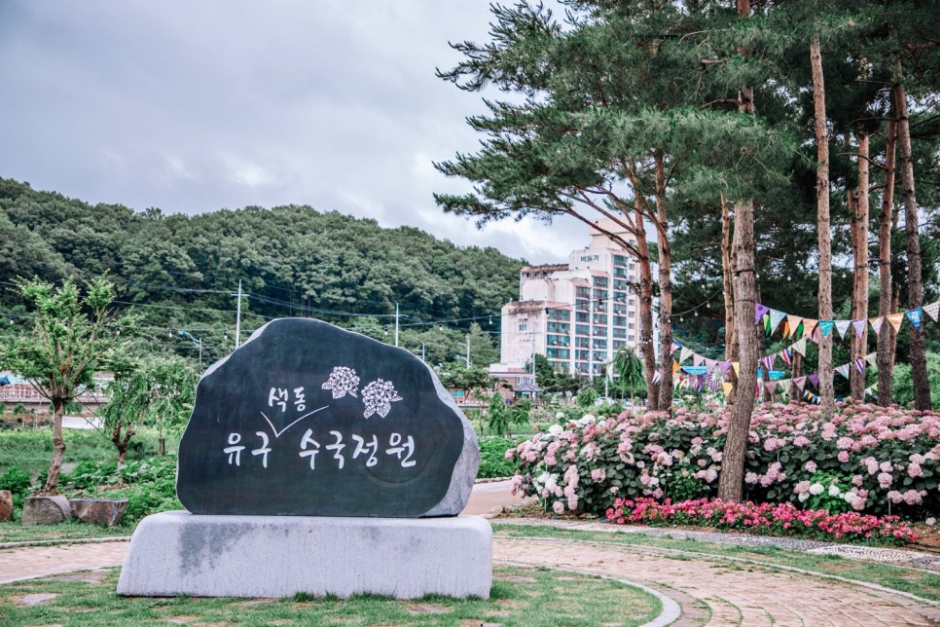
[361,379,402,419]
[321,366,360,399]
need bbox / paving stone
[19,592,57,606]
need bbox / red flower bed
[605,497,917,545]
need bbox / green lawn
[0,565,660,627]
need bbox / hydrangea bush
[508,400,940,521]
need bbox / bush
[507,400,940,520]
[60,456,181,524]
[478,436,520,478]
[0,467,32,507]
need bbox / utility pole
[395,302,400,347]
[466,334,472,368]
[233,280,244,349]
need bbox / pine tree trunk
[893,66,931,411]
[716,0,756,503]
[811,36,835,415]
[43,399,67,494]
[850,132,870,400]
[721,195,736,362]
[877,120,897,406]
[718,198,758,502]
[654,151,674,411]
[634,203,660,411]
[788,351,803,400]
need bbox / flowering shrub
[507,400,940,520]
[605,497,917,545]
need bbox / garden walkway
[1,481,939,625]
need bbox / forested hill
[0,177,524,365]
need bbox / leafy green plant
[0,467,32,507]
[478,436,520,478]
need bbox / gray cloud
[0,0,585,264]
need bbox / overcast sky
[0,0,585,265]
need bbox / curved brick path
[495,536,940,626]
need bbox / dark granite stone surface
[177,318,474,517]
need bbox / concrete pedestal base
[117,511,492,599]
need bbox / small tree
[613,348,645,403]
[0,278,126,493]
[98,356,198,480]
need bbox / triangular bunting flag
[679,346,694,364]
[670,340,682,354]
[762,355,776,371]
[718,361,732,374]
[852,319,866,338]
[924,301,939,322]
[870,317,884,336]
[768,309,786,333]
[652,370,663,384]
[778,378,790,390]
[780,348,792,366]
[764,380,778,395]
[907,308,923,330]
[803,319,819,335]
[808,374,820,388]
[854,359,865,373]
[794,376,807,391]
[786,315,803,338]
[819,320,835,338]
[754,304,771,324]
[835,364,851,379]
[810,326,822,344]
[673,361,681,374]
[732,362,740,376]
[835,320,851,340]
[704,358,717,373]
[792,338,807,357]
[722,382,734,398]
[693,353,705,368]
[865,353,877,366]
[887,312,904,333]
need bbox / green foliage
[577,387,598,408]
[892,352,940,409]
[0,467,31,507]
[478,436,520,478]
[0,428,164,474]
[802,471,854,515]
[60,457,180,524]
[0,178,523,368]
[487,394,530,437]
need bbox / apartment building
[490,218,657,380]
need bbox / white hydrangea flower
[828,485,841,497]
[548,425,564,436]
[361,379,402,418]
[809,482,824,496]
[321,366,360,399]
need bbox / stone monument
[117,318,491,599]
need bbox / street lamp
[169,328,203,364]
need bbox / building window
[628,322,635,329]
[575,324,590,336]
[628,334,635,341]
